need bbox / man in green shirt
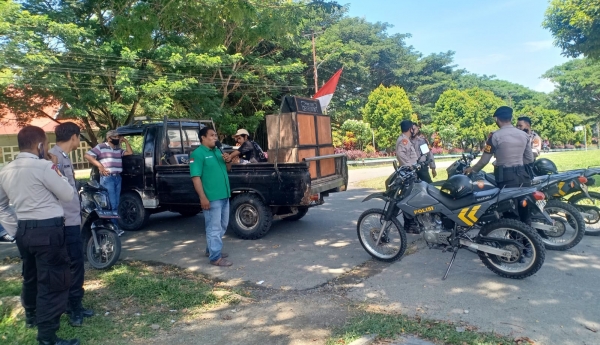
[190,127,233,267]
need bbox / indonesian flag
[313,68,343,110]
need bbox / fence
[0,141,93,170]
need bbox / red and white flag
[313,68,343,110]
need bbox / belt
[18,217,64,228]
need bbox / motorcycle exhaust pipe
[459,239,512,258]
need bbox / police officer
[517,116,542,159]
[465,106,533,188]
[0,126,79,345]
[396,120,418,167]
[411,123,436,183]
[50,122,94,327]
[396,120,419,233]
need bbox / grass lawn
[356,150,600,193]
[327,311,517,345]
[0,261,241,345]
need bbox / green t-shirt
[189,145,231,201]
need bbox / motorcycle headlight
[80,193,95,211]
[93,193,109,208]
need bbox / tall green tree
[0,0,336,144]
[362,85,413,149]
[543,0,600,59]
[543,59,600,125]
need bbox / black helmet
[533,158,558,176]
[441,175,473,199]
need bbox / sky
[343,0,570,93]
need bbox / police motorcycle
[357,144,547,280]
[80,180,122,269]
[447,152,586,251]
[532,159,600,235]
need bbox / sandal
[210,258,233,267]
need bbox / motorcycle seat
[485,173,496,185]
[426,185,495,210]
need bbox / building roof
[0,103,91,135]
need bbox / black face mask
[110,138,120,146]
[522,128,530,134]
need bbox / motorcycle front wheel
[569,191,600,234]
[478,219,545,279]
[87,229,122,270]
[536,200,585,251]
[357,208,407,262]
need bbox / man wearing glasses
[84,130,133,233]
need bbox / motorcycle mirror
[393,160,398,171]
[87,180,101,188]
[419,143,430,155]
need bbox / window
[167,128,201,148]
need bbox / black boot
[38,338,80,345]
[68,309,83,327]
[66,306,95,318]
[25,309,36,328]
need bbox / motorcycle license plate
[97,210,120,219]
[536,200,546,212]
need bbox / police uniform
[49,145,87,322]
[411,135,436,183]
[396,133,418,167]
[0,152,75,344]
[530,131,542,158]
[471,111,533,188]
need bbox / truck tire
[229,193,272,240]
[283,207,309,221]
[118,192,150,231]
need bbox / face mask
[522,128,530,134]
[110,138,120,146]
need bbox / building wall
[0,133,93,169]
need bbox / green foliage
[543,59,600,123]
[340,119,371,149]
[432,88,504,146]
[362,85,413,149]
[543,0,600,59]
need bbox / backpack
[251,141,268,162]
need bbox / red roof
[0,104,91,135]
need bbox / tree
[362,85,413,149]
[0,0,335,144]
[543,59,600,125]
[543,0,600,59]
[340,119,372,150]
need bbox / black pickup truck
[111,118,348,239]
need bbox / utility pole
[312,31,318,93]
[303,29,324,95]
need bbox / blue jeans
[100,175,122,228]
[203,198,230,262]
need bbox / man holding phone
[84,130,133,232]
[0,126,79,345]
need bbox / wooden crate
[318,145,336,177]
[268,146,318,178]
[266,112,333,149]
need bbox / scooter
[80,180,122,269]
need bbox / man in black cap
[465,106,533,188]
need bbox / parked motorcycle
[447,152,586,251]
[358,144,547,280]
[80,180,122,269]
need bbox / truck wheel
[284,207,309,221]
[118,192,150,231]
[229,194,272,240]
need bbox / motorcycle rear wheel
[536,200,585,251]
[357,208,407,262]
[568,191,600,234]
[478,219,545,279]
[87,229,122,270]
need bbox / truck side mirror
[420,143,430,155]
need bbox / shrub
[565,144,575,149]
[449,148,464,154]
[431,147,444,155]
[364,144,376,154]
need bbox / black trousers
[65,225,85,308]
[494,166,532,189]
[417,166,433,184]
[16,218,70,342]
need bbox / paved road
[2,166,599,345]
